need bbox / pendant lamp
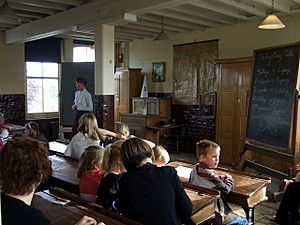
[258,0,285,29]
[154,16,170,41]
[0,0,21,22]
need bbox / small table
[147,124,181,145]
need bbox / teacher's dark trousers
[71,110,90,137]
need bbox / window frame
[25,62,60,119]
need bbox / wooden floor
[231,201,278,225]
[169,151,280,225]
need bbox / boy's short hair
[121,138,152,171]
[76,77,87,86]
[196,140,220,159]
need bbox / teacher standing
[72,77,93,136]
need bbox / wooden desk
[49,155,79,194]
[147,124,181,145]
[48,155,219,225]
[184,184,219,225]
[49,141,68,155]
[168,160,271,223]
[32,191,139,225]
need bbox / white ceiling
[0,0,299,43]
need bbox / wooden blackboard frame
[246,42,300,151]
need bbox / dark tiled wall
[94,95,114,131]
[0,94,25,125]
[171,104,216,153]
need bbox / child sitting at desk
[119,138,192,225]
[189,140,248,225]
[274,163,300,225]
[96,140,125,209]
[0,135,104,225]
[152,145,170,167]
[78,145,105,203]
[24,122,48,146]
[115,122,155,148]
[0,112,9,139]
[65,113,101,159]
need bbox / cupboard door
[217,64,239,165]
[217,59,252,166]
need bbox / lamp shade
[258,14,285,29]
[154,31,170,41]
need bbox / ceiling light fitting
[0,0,21,22]
[154,16,170,42]
[258,0,285,29]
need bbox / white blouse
[64,132,100,159]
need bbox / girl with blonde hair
[65,113,100,159]
[152,145,170,167]
[78,145,105,203]
[96,140,125,209]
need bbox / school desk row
[48,141,271,223]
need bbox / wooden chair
[162,126,185,154]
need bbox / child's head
[0,136,51,195]
[24,122,39,137]
[78,113,99,140]
[196,140,220,168]
[75,77,87,91]
[102,140,125,173]
[0,112,4,124]
[115,122,130,138]
[152,145,170,167]
[121,138,153,171]
[77,145,105,178]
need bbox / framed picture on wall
[152,62,166,82]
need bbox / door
[217,59,252,166]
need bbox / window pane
[86,47,95,62]
[43,79,59,112]
[73,46,95,62]
[26,62,43,77]
[43,63,58,77]
[73,47,86,62]
[27,79,43,113]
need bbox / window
[26,62,59,114]
[73,46,95,62]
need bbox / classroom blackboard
[246,44,299,149]
[60,62,95,126]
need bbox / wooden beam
[46,0,83,6]
[170,5,236,25]
[8,2,57,14]
[5,0,177,44]
[188,0,250,20]
[252,0,291,13]
[152,9,218,27]
[141,14,205,31]
[9,0,70,11]
[115,28,154,38]
[216,0,265,17]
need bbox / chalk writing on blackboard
[246,44,299,149]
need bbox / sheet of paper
[175,165,192,178]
